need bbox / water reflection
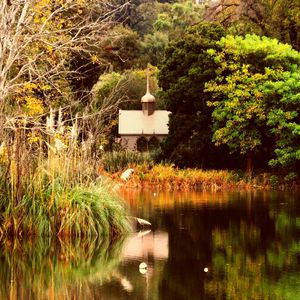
[0,190,300,299]
[120,189,300,300]
[0,236,125,299]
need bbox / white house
[118,71,171,151]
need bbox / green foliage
[0,110,130,238]
[158,22,232,168]
[92,72,123,107]
[116,0,160,36]
[141,31,169,66]
[100,25,142,71]
[269,175,279,189]
[0,158,131,238]
[154,1,204,39]
[140,0,205,66]
[92,67,161,111]
[206,34,300,172]
[207,0,300,51]
[284,172,297,182]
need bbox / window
[136,136,148,152]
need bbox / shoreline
[109,165,299,192]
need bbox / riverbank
[0,148,131,238]
[110,164,299,191]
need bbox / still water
[1,190,300,299]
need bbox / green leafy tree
[158,22,229,168]
[141,0,205,66]
[263,67,300,170]
[205,34,300,173]
[141,31,169,66]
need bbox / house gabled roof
[118,110,170,135]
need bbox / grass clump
[0,109,130,238]
[119,164,248,191]
[0,163,130,238]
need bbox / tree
[204,0,300,51]
[205,34,300,173]
[91,67,162,149]
[140,0,206,66]
[141,31,169,66]
[263,67,300,171]
[158,22,228,168]
[99,25,142,72]
[0,0,129,114]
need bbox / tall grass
[0,109,130,238]
[102,150,154,173]
[121,163,250,191]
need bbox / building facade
[118,71,170,151]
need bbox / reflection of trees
[206,208,300,299]
[156,192,284,300]
[0,236,125,299]
[120,190,300,299]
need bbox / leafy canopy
[205,34,300,170]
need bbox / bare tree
[0,0,130,112]
[204,0,299,49]
[204,0,240,25]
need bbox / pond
[1,190,300,299]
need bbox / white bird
[135,217,151,226]
[137,230,151,238]
[139,262,148,274]
[120,277,133,292]
[120,168,134,181]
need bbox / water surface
[1,190,300,299]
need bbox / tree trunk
[289,21,299,51]
[246,150,254,176]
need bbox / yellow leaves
[18,82,47,116]
[91,55,99,63]
[27,132,41,144]
[41,84,52,91]
[213,128,228,145]
[252,73,264,80]
[47,45,53,54]
[110,119,118,126]
[253,90,263,99]
[225,98,239,109]
[23,96,44,116]
[285,111,295,120]
[24,82,38,92]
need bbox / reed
[102,150,154,173]
[0,109,130,238]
